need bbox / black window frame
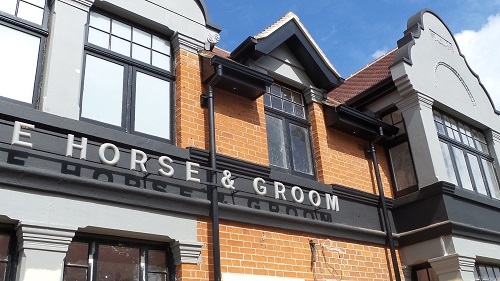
[264,83,316,180]
[474,262,500,280]
[80,9,175,143]
[0,227,18,281]
[381,108,419,197]
[434,109,500,199]
[0,0,49,108]
[63,234,175,281]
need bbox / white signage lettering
[130,149,148,173]
[186,161,201,183]
[66,134,88,160]
[99,143,120,166]
[11,121,34,149]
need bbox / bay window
[80,11,173,141]
[434,110,500,199]
[0,0,47,106]
[264,84,314,178]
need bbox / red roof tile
[328,48,396,104]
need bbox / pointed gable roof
[230,12,342,91]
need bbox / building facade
[0,1,498,281]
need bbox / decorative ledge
[16,221,77,253]
[171,240,204,265]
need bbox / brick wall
[177,218,402,281]
[309,103,394,197]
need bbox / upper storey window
[264,84,314,178]
[80,11,173,141]
[0,0,47,106]
[434,110,500,199]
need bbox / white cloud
[455,14,500,109]
[371,48,388,59]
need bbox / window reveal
[0,0,47,106]
[80,11,173,141]
[264,84,313,177]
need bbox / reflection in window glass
[81,55,124,127]
[440,141,458,186]
[389,142,417,191]
[0,0,17,15]
[467,153,487,195]
[17,1,44,24]
[97,244,140,281]
[266,115,287,169]
[483,159,500,199]
[134,72,170,139]
[0,234,10,281]
[289,124,313,175]
[452,146,473,191]
[0,24,40,104]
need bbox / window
[382,110,418,195]
[0,232,15,281]
[0,0,47,106]
[80,11,173,141]
[63,239,173,281]
[264,84,314,178]
[412,264,438,281]
[434,110,500,199]
[474,263,500,280]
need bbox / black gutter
[367,127,401,281]
[207,65,222,281]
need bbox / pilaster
[396,92,448,188]
[429,254,476,281]
[171,240,204,265]
[16,221,76,281]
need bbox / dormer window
[264,84,314,178]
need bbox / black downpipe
[369,127,401,281]
[207,65,222,281]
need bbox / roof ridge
[345,47,397,80]
[254,11,297,39]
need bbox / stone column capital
[16,221,77,253]
[303,86,326,105]
[171,240,204,265]
[171,32,205,54]
[396,92,434,112]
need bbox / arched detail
[434,61,476,106]
[194,0,221,32]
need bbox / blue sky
[204,1,500,106]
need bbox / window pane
[389,142,417,191]
[66,242,89,265]
[271,96,282,110]
[270,84,281,96]
[467,153,487,195]
[134,72,171,139]
[294,104,305,119]
[147,250,166,272]
[0,0,17,15]
[24,0,45,8]
[89,12,110,32]
[282,88,292,101]
[452,146,474,191]
[81,55,124,126]
[132,43,150,64]
[148,273,166,281]
[17,1,44,25]
[263,94,271,107]
[0,235,9,259]
[265,115,287,169]
[0,263,6,281]
[483,159,500,199]
[64,267,87,281]
[88,28,109,49]
[289,124,313,175]
[111,20,131,40]
[97,244,140,281]
[283,101,293,115]
[440,142,458,185]
[111,35,130,56]
[132,28,151,47]
[0,24,40,104]
[416,269,430,281]
[292,92,303,105]
[152,51,170,71]
[152,36,170,54]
